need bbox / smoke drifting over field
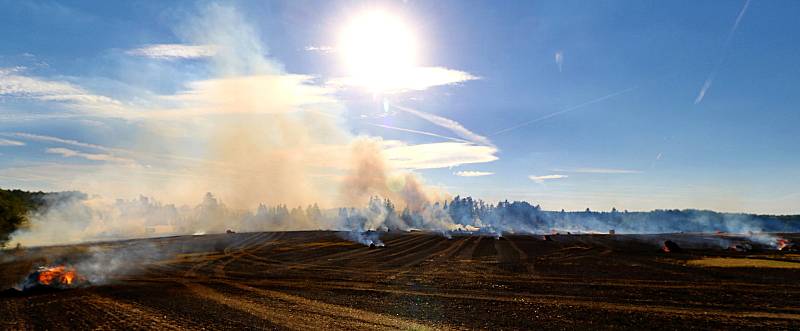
[5,4,798,250]
[4,4,439,247]
[9,189,799,249]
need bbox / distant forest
[337,196,800,235]
[2,188,799,247]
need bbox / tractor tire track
[84,293,195,330]
[185,281,439,330]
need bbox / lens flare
[339,10,417,92]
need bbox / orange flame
[37,265,78,286]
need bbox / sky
[0,0,798,214]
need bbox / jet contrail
[366,123,473,144]
[695,0,751,104]
[491,86,637,136]
[392,104,495,147]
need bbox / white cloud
[4,132,124,153]
[45,147,133,164]
[0,138,25,146]
[160,74,338,115]
[555,51,564,72]
[5,132,242,171]
[393,105,495,148]
[555,168,642,174]
[383,141,498,170]
[329,66,477,93]
[529,174,568,183]
[0,68,122,112]
[694,77,713,104]
[126,44,218,60]
[305,45,334,53]
[368,123,471,144]
[454,171,494,177]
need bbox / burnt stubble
[2,231,799,330]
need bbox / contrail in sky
[491,86,637,136]
[392,104,495,147]
[695,0,751,104]
[366,123,473,144]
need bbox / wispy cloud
[728,0,752,44]
[45,147,133,164]
[126,44,218,60]
[492,87,636,136]
[454,170,494,177]
[393,104,495,148]
[554,167,642,174]
[304,45,334,53]
[329,66,477,93]
[694,74,715,104]
[3,132,124,153]
[0,138,25,146]
[529,174,568,183]
[383,141,498,170]
[554,51,564,72]
[367,123,472,144]
[0,67,122,112]
[694,0,751,104]
[3,131,231,170]
[370,104,498,169]
[160,74,337,116]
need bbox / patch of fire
[21,265,88,291]
[778,238,799,252]
[662,240,683,253]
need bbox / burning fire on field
[777,238,799,252]
[661,240,683,253]
[20,265,87,290]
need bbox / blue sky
[0,0,798,214]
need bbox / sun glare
[339,10,418,92]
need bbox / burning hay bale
[778,239,799,252]
[662,240,683,253]
[20,265,88,291]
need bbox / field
[2,231,800,330]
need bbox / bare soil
[2,231,800,330]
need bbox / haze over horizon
[1,0,798,214]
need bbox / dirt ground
[2,231,799,330]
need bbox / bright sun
[339,10,418,92]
